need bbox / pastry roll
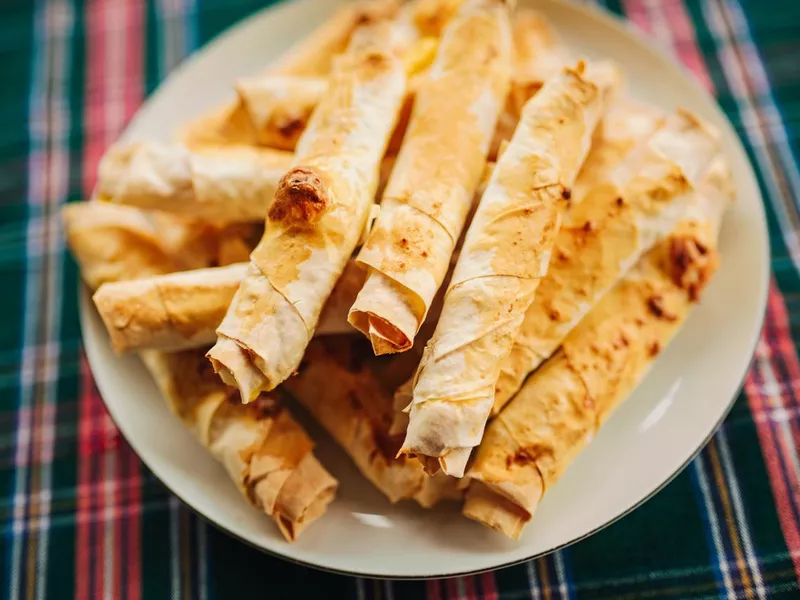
[62,202,220,289]
[140,349,337,541]
[507,9,570,116]
[400,62,621,477]
[268,0,403,77]
[178,0,449,151]
[493,109,720,413]
[349,0,514,355]
[572,99,664,204]
[463,157,734,538]
[208,21,408,401]
[490,10,568,160]
[281,336,462,507]
[234,76,327,151]
[93,259,365,354]
[95,142,293,224]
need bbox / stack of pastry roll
[464,156,733,538]
[180,0,445,150]
[401,61,622,476]
[66,0,742,544]
[141,349,337,541]
[493,108,721,413]
[93,259,366,354]
[281,336,462,507]
[207,19,409,400]
[349,0,514,355]
[62,203,338,541]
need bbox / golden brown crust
[62,202,219,290]
[92,264,247,354]
[141,349,337,542]
[401,63,620,477]
[349,0,514,356]
[210,20,408,398]
[464,158,734,538]
[95,142,294,224]
[492,109,720,413]
[282,336,460,507]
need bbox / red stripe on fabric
[658,0,713,91]
[480,572,498,600]
[745,283,800,583]
[79,0,146,596]
[624,0,712,90]
[426,578,443,600]
[463,575,478,599]
[446,578,460,600]
[120,1,144,596]
[621,0,652,34]
[74,359,95,600]
[126,447,142,600]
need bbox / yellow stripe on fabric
[707,438,755,600]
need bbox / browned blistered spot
[400,237,409,248]
[561,188,572,201]
[648,341,662,357]
[635,317,646,327]
[421,250,429,258]
[548,309,561,321]
[647,295,678,321]
[268,166,331,226]
[507,447,536,468]
[615,196,624,207]
[252,395,283,419]
[556,248,570,262]
[582,220,596,233]
[276,116,305,140]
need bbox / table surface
[1,0,799,598]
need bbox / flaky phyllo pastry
[493,109,721,413]
[282,336,462,507]
[95,142,293,224]
[208,20,409,401]
[61,202,260,289]
[400,62,621,477]
[62,204,337,542]
[68,0,742,543]
[92,259,365,354]
[463,157,734,538]
[348,0,514,355]
[141,349,337,541]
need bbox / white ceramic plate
[80,0,770,578]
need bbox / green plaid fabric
[1,0,799,597]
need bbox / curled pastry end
[268,166,332,226]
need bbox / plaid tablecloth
[1,0,799,597]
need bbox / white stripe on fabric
[197,520,209,600]
[553,551,572,600]
[715,427,768,599]
[693,456,736,599]
[37,0,74,593]
[702,0,800,268]
[525,560,542,600]
[170,496,181,600]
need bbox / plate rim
[79,0,771,579]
